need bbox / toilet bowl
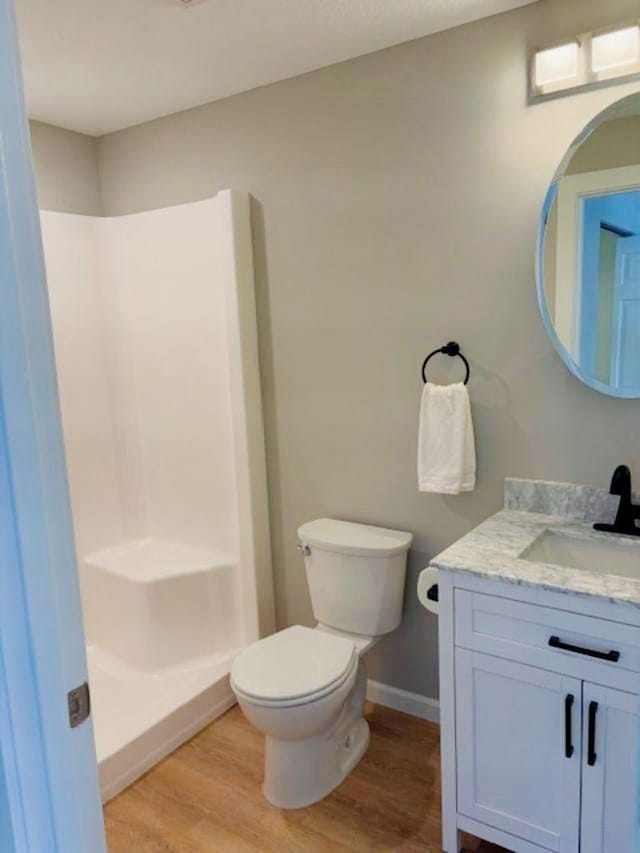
[232,625,370,808]
[231,518,412,809]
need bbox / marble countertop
[430,479,640,609]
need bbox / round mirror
[538,92,640,397]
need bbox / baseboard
[366,679,440,724]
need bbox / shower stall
[40,191,274,801]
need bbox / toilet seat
[231,625,357,707]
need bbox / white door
[580,684,640,853]
[455,649,581,852]
[0,0,106,849]
[610,234,640,391]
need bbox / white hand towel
[417,382,476,494]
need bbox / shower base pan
[82,539,240,802]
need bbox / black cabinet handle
[549,635,620,663]
[588,701,598,766]
[564,694,574,758]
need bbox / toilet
[231,518,412,809]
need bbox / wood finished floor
[104,703,507,853]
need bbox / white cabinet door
[580,684,640,853]
[456,649,581,852]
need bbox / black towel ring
[421,341,470,385]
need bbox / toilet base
[263,717,370,809]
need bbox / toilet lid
[231,625,356,702]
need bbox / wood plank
[105,702,507,852]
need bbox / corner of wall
[29,119,104,216]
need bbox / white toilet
[231,518,412,809]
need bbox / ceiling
[17,0,537,137]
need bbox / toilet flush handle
[297,544,311,556]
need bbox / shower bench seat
[83,539,238,672]
[82,538,241,801]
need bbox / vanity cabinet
[438,573,640,853]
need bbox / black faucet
[594,465,640,537]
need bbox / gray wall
[92,0,640,700]
[29,120,102,215]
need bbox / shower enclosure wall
[40,192,273,801]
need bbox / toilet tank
[297,519,413,637]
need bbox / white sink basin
[521,530,640,580]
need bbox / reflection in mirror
[540,95,640,397]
